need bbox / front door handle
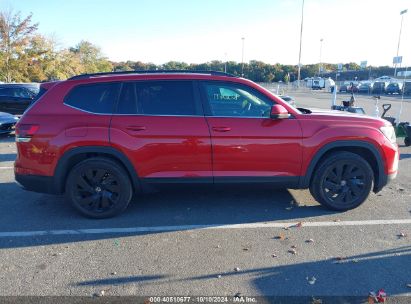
[126,126,146,132]
[212,126,231,132]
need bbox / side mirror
[270,104,290,119]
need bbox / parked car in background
[404,81,411,95]
[15,70,398,218]
[385,82,403,95]
[347,82,359,93]
[358,82,373,94]
[0,111,19,135]
[372,81,388,95]
[0,83,40,115]
[339,81,351,92]
[278,95,296,107]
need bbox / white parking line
[0,167,13,170]
[0,219,411,238]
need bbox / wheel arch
[300,140,386,193]
[53,146,140,194]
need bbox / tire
[405,137,411,147]
[309,152,374,211]
[65,157,133,219]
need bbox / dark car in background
[372,81,387,95]
[347,82,359,93]
[404,81,411,95]
[386,82,403,95]
[339,81,351,92]
[0,111,19,135]
[357,82,373,94]
[0,83,40,115]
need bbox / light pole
[394,9,407,77]
[297,0,305,87]
[319,38,323,76]
[224,52,227,73]
[241,37,245,77]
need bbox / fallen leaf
[94,290,106,297]
[306,239,314,243]
[288,249,297,255]
[307,276,316,285]
[333,219,341,222]
[311,297,322,304]
[275,233,286,240]
[398,232,407,238]
[272,253,278,258]
[110,272,117,275]
[291,245,297,249]
[234,293,242,298]
[333,256,347,264]
[234,267,240,272]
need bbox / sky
[1,0,410,67]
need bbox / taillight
[15,124,39,142]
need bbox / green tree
[0,10,38,82]
[70,40,112,73]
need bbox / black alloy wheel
[66,158,132,218]
[310,152,373,211]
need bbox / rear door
[110,80,212,181]
[200,81,303,184]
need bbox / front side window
[65,83,121,114]
[116,81,198,116]
[201,82,273,118]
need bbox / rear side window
[116,81,199,116]
[65,83,120,114]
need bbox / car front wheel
[310,152,374,211]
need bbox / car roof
[64,70,241,85]
[0,83,40,91]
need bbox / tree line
[0,10,398,84]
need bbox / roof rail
[68,70,236,80]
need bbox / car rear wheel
[66,157,132,218]
[310,152,373,211]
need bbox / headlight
[380,125,396,144]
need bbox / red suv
[14,71,399,218]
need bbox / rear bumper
[15,174,57,194]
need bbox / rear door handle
[126,126,146,132]
[212,126,231,132]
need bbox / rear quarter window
[64,83,120,114]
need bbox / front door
[199,81,303,184]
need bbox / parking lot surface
[0,90,410,300]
